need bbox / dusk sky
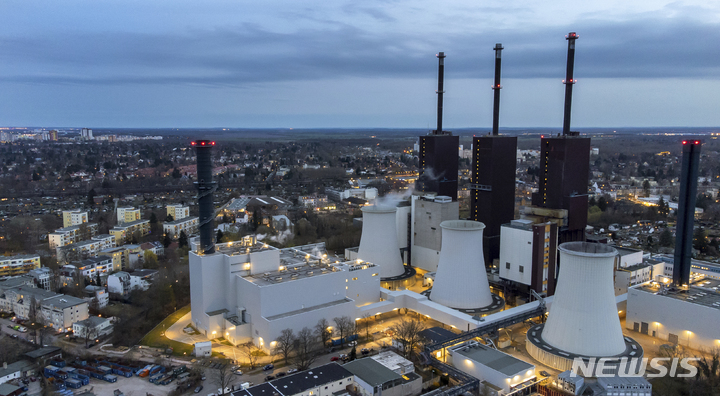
[1,0,719,129]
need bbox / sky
[1,0,719,129]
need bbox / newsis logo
[570,357,700,378]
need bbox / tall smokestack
[492,43,503,136]
[562,32,578,136]
[435,52,446,135]
[192,140,216,254]
[673,140,702,287]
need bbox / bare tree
[213,360,236,395]
[293,327,319,371]
[242,342,262,369]
[315,318,332,347]
[83,324,98,348]
[273,328,295,365]
[333,316,353,347]
[361,313,373,341]
[390,318,426,360]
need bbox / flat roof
[418,327,457,344]
[24,346,62,359]
[43,294,87,310]
[270,363,352,395]
[451,342,534,377]
[0,254,39,261]
[636,283,720,310]
[164,216,198,225]
[343,358,400,387]
[0,359,35,378]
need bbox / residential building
[109,219,150,244]
[99,247,129,272]
[163,217,199,238]
[140,241,164,257]
[0,254,41,278]
[116,207,141,225]
[125,244,144,268]
[83,285,109,308]
[56,234,116,263]
[80,128,93,140]
[49,223,99,249]
[41,294,89,331]
[107,270,156,295]
[62,210,89,228]
[27,267,53,290]
[167,204,190,220]
[72,316,113,338]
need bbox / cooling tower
[542,242,625,356]
[357,205,405,278]
[430,220,494,309]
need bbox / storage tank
[541,241,625,356]
[357,205,405,278]
[430,220,493,309]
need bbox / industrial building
[499,219,558,297]
[448,341,536,395]
[357,205,405,279]
[410,194,459,272]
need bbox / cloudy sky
[1,0,719,128]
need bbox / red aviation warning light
[695,141,700,145]
[191,141,196,146]
[683,141,687,145]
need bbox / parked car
[234,369,243,375]
[540,371,550,377]
[265,375,275,382]
[276,372,286,377]
[263,364,274,371]
[194,385,203,393]
[287,368,298,374]
[330,356,340,362]
[361,348,369,355]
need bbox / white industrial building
[626,279,720,350]
[410,194,459,272]
[448,341,536,395]
[189,237,380,349]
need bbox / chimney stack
[562,32,578,136]
[192,140,217,254]
[492,43,503,136]
[673,140,702,287]
[435,52,446,135]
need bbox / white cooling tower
[357,205,405,278]
[429,220,493,309]
[541,242,625,356]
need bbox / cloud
[0,12,718,87]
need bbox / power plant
[429,220,503,313]
[357,205,406,279]
[527,242,642,372]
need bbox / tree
[390,318,426,360]
[361,313,373,341]
[172,168,182,179]
[83,324,98,348]
[293,327,319,370]
[642,180,651,196]
[658,196,669,216]
[694,228,708,253]
[87,188,96,207]
[163,233,172,248]
[178,231,188,248]
[597,196,608,212]
[216,229,224,244]
[252,209,261,231]
[315,318,332,347]
[273,328,295,365]
[242,343,262,369]
[349,345,357,361]
[167,213,174,222]
[659,228,674,247]
[212,360,236,395]
[333,316,353,347]
[144,250,159,269]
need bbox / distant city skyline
[1,0,719,128]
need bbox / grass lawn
[139,305,193,356]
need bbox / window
[506,262,510,270]
[372,273,378,277]
[352,277,358,281]
[519,265,524,273]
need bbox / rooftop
[269,363,352,395]
[24,346,62,360]
[75,316,110,328]
[164,216,199,225]
[451,342,534,376]
[342,358,400,387]
[418,327,457,345]
[0,254,40,261]
[43,294,87,310]
[0,359,35,379]
[111,219,149,229]
[636,283,720,310]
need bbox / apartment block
[0,254,41,278]
[62,210,88,228]
[163,217,199,238]
[167,204,190,220]
[116,207,141,224]
[109,219,150,244]
[56,234,116,263]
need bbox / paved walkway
[165,311,248,363]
